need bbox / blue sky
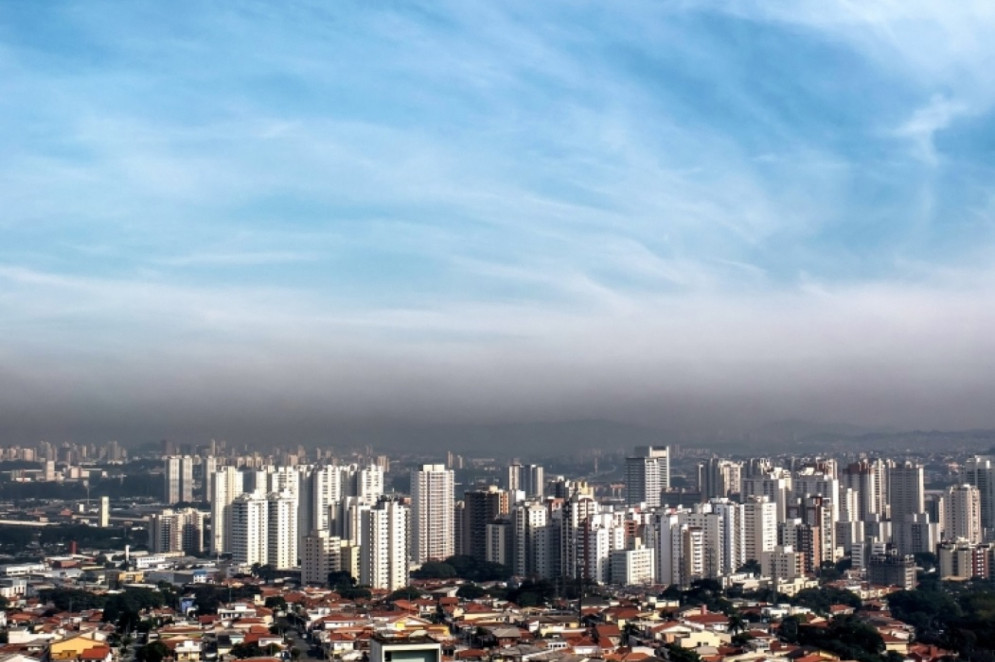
[2,1,995,441]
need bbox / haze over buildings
[2,3,995,445]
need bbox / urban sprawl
[0,440,993,662]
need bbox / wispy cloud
[896,95,971,165]
[3,1,995,439]
[152,251,320,267]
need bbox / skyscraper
[164,455,194,504]
[361,499,409,590]
[99,496,110,528]
[507,462,523,494]
[963,456,995,539]
[525,464,545,499]
[743,495,777,563]
[945,484,982,544]
[889,461,926,554]
[698,458,743,499]
[463,486,509,562]
[211,466,244,555]
[302,530,342,585]
[230,492,269,566]
[410,464,454,563]
[149,508,205,554]
[842,460,879,522]
[268,489,298,569]
[625,446,670,507]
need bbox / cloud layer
[2,1,995,445]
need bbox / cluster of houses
[0,568,961,662]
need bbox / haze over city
[3,2,995,446]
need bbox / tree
[914,552,938,573]
[103,587,167,628]
[231,643,280,659]
[737,560,762,576]
[817,560,843,582]
[410,561,457,580]
[252,563,277,582]
[507,579,555,607]
[191,584,261,615]
[328,570,357,588]
[664,643,701,662]
[791,586,861,615]
[785,615,884,662]
[731,632,753,647]
[265,596,288,612]
[40,588,107,612]
[337,585,372,601]
[388,586,422,601]
[327,570,370,600]
[457,584,485,600]
[727,611,747,635]
[135,641,170,662]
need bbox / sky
[2,1,995,446]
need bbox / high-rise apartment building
[361,499,409,590]
[351,464,385,501]
[507,463,523,494]
[149,508,205,554]
[743,495,777,563]
[410,464,454,563]
[742,471,790,522]
[945,484,982,544]
[99,496,110,528]
[525,465,545,499]
[302,530,342,584]
[211,466,244,555]
[311,464,345,535]
[164,455,194,504]
[843,460,880,522]
[625,446,670,507]
[963,456,995,539]
[512,502,550,578]
[230,492,269,566]
[698,459,743,499]
[889,461,926,554]
[268,489,298,569]
[462,486,509,562]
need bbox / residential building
[410,464,454,563]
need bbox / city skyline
[3,3,995,444]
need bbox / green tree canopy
[135,641,170,662]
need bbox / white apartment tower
[311,465,345,535]
[507,463,523,494]
[302,530,342,584]
[742,471,791,521]
[945,484,982,544]
[513,502,550,578]
[268,489,299,569]
[351,464,385,501]
[230,492,269,566]
[962,456,995,539]
[361,499,409,590]
[99,496,110,528]
[743,495,777,563]
[625,446,670,507]
[889,462,926,554]
[525,465,545,499]
[211,466,244,555]
[149,508,205,554]
[410,464,454,563]
[164,455,194,504]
